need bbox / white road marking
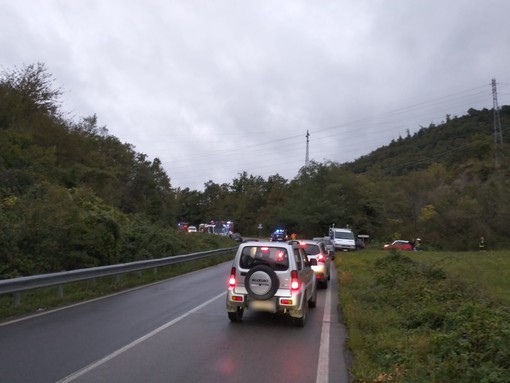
[315,284,331,383]
[0,269,208,327]
[57,291,226,383]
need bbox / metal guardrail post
[0,247,238,306]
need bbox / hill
[339,106,510,249]
[1,64,509,279]
[344,106,510,176]
[0,64,233,277]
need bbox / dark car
[270,228,288,242]
[231,232,243,243]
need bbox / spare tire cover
[245,265,279,300]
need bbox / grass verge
[337,249,510,383]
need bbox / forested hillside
[175,105,510,251]
[2,64,509,277]
[0,64,232,278]
[342,106,510,249]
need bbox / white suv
[226,241,317,326]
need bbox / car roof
[241,240,295,247]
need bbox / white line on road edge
[315,284,332,383]
[57,291,226,383]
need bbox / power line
[161,82,507,189]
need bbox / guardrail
[0,247,238,306]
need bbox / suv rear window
[239,246,289,271]
[301,243,320,256]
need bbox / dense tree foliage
[178,108,510,251]
[0,64,232,277]
[2,64,509,278]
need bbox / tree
[0,63,62,117]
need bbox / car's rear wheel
[245,265,279,300]
[228,307,244,322]
[308,283,317,308]
[292,294,308,327]
[321,278,328,289]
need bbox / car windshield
[333,231,354,240]
[239,246,289,271]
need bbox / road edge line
[315,282,331,383]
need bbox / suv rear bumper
[226,288,305,318]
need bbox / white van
[329,228,356,251]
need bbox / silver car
[312,237,336,259]
[226,241,317,326]
[297,240,332,289]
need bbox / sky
[1,0,509,191]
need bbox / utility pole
[492,78,503,145]
[305,130,310,166]
[492,78,503,166]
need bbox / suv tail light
[291,270,300,291]
[229,267,236,287]
[317,253,325,263]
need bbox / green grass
[336,249,510,383]
[411,250,510,306]
[0,252,234,322]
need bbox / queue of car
[225,236,337,327]
[225,229,426,326]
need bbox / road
[0,261,350,383]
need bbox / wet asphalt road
[0,261,349,383]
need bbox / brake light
[229,267,236,287]
[317,253,325,263]
[291,270,300,290]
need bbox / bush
[339,250,510,383]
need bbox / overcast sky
[2,0,509,190]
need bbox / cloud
[1,0,509,190]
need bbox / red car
[383,240,413,250]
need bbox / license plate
[250,300,276,312]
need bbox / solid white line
[315,285,331,383]
[57,291,226,383]
[0,268,211,327]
